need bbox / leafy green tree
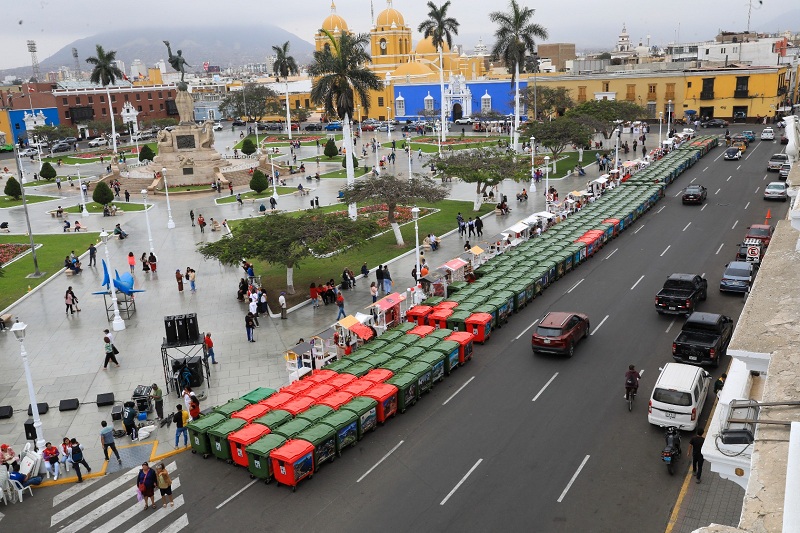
[197,213,379,294]
[272,41,300,138]
[138,145,155,162]
[92,181,114,206]
[524,86,575,120]
[290,108,311,123]
[250,169,269,193]
[86,44,124,153]
[241,138,256,156]
[341,153,359,169]
[523,118,591,172]
[418,1,459,142]
[39,162,57,181]
[435,148,529,210]
[324,138,338,159]
[566,100,649,139]
[4,176,21,200]
[219,85,279,123]
[342,174,447,245]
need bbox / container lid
[408,325,435,337]
[395,346,426,360]
[281,379,314,396]
[466,312,493,323]
[403,361,433,375]
[254,410,293,430]
[346,362,374,377]
[407,305,433,315]
[362,368,394,383]
[303,369,337,385]
[318,391,354,409]
[322,409,358,426]
[448,310,472,321]
[186,412,226,432]
[231,403,270,421]
[229,423,270,443]
[269,439,314,461]
[213,399,250,416]
[324,358,354,372]
[364,383,399,399]
[240,387,276,404]
[427,328,454,339]
[326,373,358,389]
[259,391,295,410]
[304,384,336,401]
[341,380,374,396]
[281,396,315,416]
[393,335,420,347]
[272,418,312,439]
[364,353,391,368]
[429,308,454,319]
[416,351,445,364]
[341,396,378,414]
[296,404,335,422]
[296,422,336,444]
[394,321,416,332]
[435,301,459,310]
[378,330,406,342]
[208,418,247,437]
[245,433,287,455]
[377,358,409,373]
[387,372,418,388]
[431,339,461,352]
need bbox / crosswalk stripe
[88,478,182,533]
[53,478,101,507]
[157,513,188,533]
[51,462,177,528]
[121,494,186,533]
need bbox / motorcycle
[661,426,682,475]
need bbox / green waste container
[412,336,442,352]
[348,350,375,363]
[254,410,293,431]
[378,329,406,343]
[387,372,419,413]
[364,353,391,368]
[377,357,409,374]
[213,398,249,418]
[347,361,374,377]
[427,328,454,340]
[187,412,226,458]
[208,418,247,462]
[395,322,416,333]
[295,422,337,470]
[324,358,354,373]
[415,352,446,383]
[447,310,472,332]
[424,296,444,306]
[341,397,378,439]
[296,405,335,426]
[431,340,461,374]
[271,418,312,440]
[322,410,359,455]
[395,346,426,361]
[403,362,434,395]
[240,387,276,405]
[245,434,286,483]
[393,335,419,348]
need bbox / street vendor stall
[334,315,377,356]
[503,221,531,246]
[420,267,448,298]
[367,292,407,334]
[463,245,488,269]
[481,233,513,257]
[442,257,470,286]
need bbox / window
[720,47,726,54]
[148,92,152,100]
[735,76,749,96]
[626,84,636,101]
[687,82,692,88]
[159,104,164,110]
[137,105,142,112]
[111,95,116,102]
[150,104,154,111]
[602,82,609,92]
[396,97,406,116]
[65,111,71,119]
[112,107,117,115]
[102,108,107,116]
[377,97,384,107]
[648,84,656,95]
[100,95,105,103]
[158,92,163,98]
[62,97,68,105]
[88,96,93,104]
[647,102,656,117]
[481,95,491,113]
[135,94,140,101]
[705,49,709,55]
[124,94,129,101]
[76,97,81,105]
[577,86,586,102]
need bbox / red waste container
[231,403,270,424]
[446,331,475,364]
[435,301,459,310]
[259,391,295,411]
[408,325,435,338]
[281,379,315,396]
[304,384,336,403]
[326,373,358,390]
[341,379,375,397]
[427,308,453,329]
[406,305,433,326]
[362,368,394,384]
[302,369,337,386]
[270,439,315,492]
[229,423,270,467]
[465,312,493,343]
[281,396,315,417]
[362,383,399,423]
[317,391,354,410]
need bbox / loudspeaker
[27,402,48,416]
[185,313,199,342]
[24,418,37,441]
[97,392,115,407]
[0,405,12,419]
[171,357,186,373]
[59,399,79,412]
[164,316,179,344]
[111,404,123,421]
[185,356,204,387]
[175,315,189,343]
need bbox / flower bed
[326,204,434,228]
[262,135,325,143]
[0,243,30,266]
[413,136,496,145]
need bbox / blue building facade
[8,108,61,144]
[393,80,528,122]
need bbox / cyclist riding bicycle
[625,364,640,400]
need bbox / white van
[648,362,711,431]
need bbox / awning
[354,312,373,325]
[336,315,360,329]
[593,177,608,184]
[532,211,555,220]
[469,245,484,255]
[507,222,529,234]
[422,267,448,283]
[443,257,469,271]
[368,292,406,312]
[349,323,375,341]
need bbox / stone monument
[150,41,229,184]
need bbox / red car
[745,224,774,247]
[531,311,590,357]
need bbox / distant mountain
[0,25,315,79]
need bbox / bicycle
[625,387,638,412]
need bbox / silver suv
[779,163,791,180]
[768,153,789,171]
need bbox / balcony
[664,92,675,101]
[700,91,715,100]
[734,90,750,99]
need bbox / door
[452,103,463,121]
[699,107,715,121]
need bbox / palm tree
[309,30,382,220]
[418,1,459,151]
[85,45,125,155]
[272,41,300,140]
[490,0,548,151]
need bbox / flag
[122,73,130,82]
[27,86,36,93]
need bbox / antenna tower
[27,40,40,82]
[72,48,81,80]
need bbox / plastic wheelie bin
[362,368,394,384]
[187,412,226,458]
[386,372,419,413]
[446,310,472,332]
[415,352,446,382]
[213,398,249,418]
[229,423,270,467]
[363,353,391,369]
[246,433,287,483]
[406,305,433,326]
[430,339,461,374]
[395,322,416,333]
[326,373,358,390]
[408,325,435,338]
[341,379,374,397]
[340,397,378,439]
[324,358,354,373]
[270,439,315,492]
[254,409,293,431]
[427,328,454,340]
[411,336,442,352]
[301,369,337,386]
[271,418,312,440]
[208,418,247,463]
[259,391,295,411]
[446,331,475,364]
[281,396,315,417]
[295,423,337,471]
[376,329,405,343]
[427,307,453,329]
[393,335,419,348]
[304,384,336,403]
[436,301,459,310]
[395,346,426,361]
[231,403,270,424]
[296,404,335,426]
[362,383,399,423]
[240,387,276,405]
[465,312,492,343]
[317,391,354,411]
[403,362,434,395]
[377,358,409,374]
[346,362,374,378]
[281,379,314,397]
[322,409,359,455]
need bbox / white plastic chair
[0,468,10,505]
[10,479,33,502]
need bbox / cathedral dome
[321,2,348,33]
[415,36,451,55]
[376,1,405,28]
[391,61,436,80]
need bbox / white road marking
[744,202,750,210]
[443,376,475,405]
[665,318,676,333]
[660,245,671,257]
[567,279,584,293]
[702,272,706,278]
[714,152,723,162]
[763,175,767,181]
[657,206,666,214]
[690,177,697,183]
[715,188,721,195]
[604,248,618,259]
[532,373,559,402]
[716,243,724,255]
[440,458,483,506]
[89,478,182,533]
[51,466,146,527]
[557,455,591,503]
[727,175,732,182]
[634,225,645,234]
[682,222,691,232]
[631,275,645,289]
[158,514,189,533]
[215,480,257,509]
[514,319,539,340]
[0,512,4,522]
[590,315,609,336]
[732,220,738,230]
[121,494,185,533]
[701,204,707,211]
[702,166,708,172]
[755,187,760,194]
[674,191,682,197]
[736,165,741,171]
[53,478,101,507]
[357,441,404,483]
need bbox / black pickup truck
[655,274,708,315]
[672,312,734,367]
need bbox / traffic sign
[747,246,760,259]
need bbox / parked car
[87,137,108,147]
[723,147,742,160]
[361,124,376,131]
[720,261,756,293]
[0,144,14,153]
[377,124,396,132]
[18,147,38,156]
[764,181,788,202]
[655,274,708,315]
[730,134,749,147]
[701,118,728,128]
[213,122,223,131]
[61,137,78,144]
[779,163,791,180]
[741,130,756,142]
[131,132,153,142]
[531,311,590,357]
[672,312,734,367]
[305,123,323,131]
[454,117,474,125]
[745,224,774,247]
[681,185,708,204]
[325,122,343,131]
[231,119,246,126]
[760,128,775,140]
[50,142,71,153]
[28,139,49,148]
[648,363,712,431]
[768,153,789,171]
[733,111,747,123]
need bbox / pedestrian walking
[122,401,138,440]
[156,463,174,508]
[175,269,184,292]
[148,252,158,272]
[189,210,195,226]
[248,298,260,327]
[228,182,233,195]
[103,336,120,369]
[88,243,97,267]
[188,268,196,292]
[687,429,705,483]
[457,212,466,236]
[245,312,256,342]
[173,405,188,449]
[236,193,243,206]
[197,214,206,233]
[65,286,79,314]
[279,292,287,319]
[150,383,164,419]
[269,196,277,210]
[100,421,122,464]
[203,332,217,364]
[475,216,483,236]
[137,462,157,510]
[124,189,130,202]
[127,252,136,273]
[69,438,91,483]
[141,253,150,272]
[376,264,384,294]
[382,265,392,294]
[56,177,62,190]
[467,217,476,237]
[336,292,346,320]
[714,373,727,395]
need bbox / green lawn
[0,195,58,208]
[163,185,218,193]
[319,167,373,179]
[0,233,100,310]
[42,143,157,165]
[215,188,298,203]
[23,179,57,187]
[303,155,346,163]
[61,202,148,214]
[547,150,603,177]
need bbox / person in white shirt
[279,292,287,320]
[248,298,260,327]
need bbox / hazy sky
[0,0,794,70]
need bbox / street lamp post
[544,155,551,213]
[530,136,537,192]
[412,206,421,289]
[659,111,664,151]
[161,167,175,229]
[77,169,89,217]
[14,147,43,277]
[407,136,412,178]
[141,189,154,254]
[11,320,46,451]
[667,99,672,136]
[386,107,391,140]
[99,230,126,331]
[614,122,622,171]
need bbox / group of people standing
[457,212,484,237]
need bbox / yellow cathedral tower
[369,0,413,76]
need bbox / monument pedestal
[150,119,229,185]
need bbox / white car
[18,147,38,157]
[454,117,474,125]
[87,137,108,148]
[648,363,711,432]
[760,128,774,140]
[213,122,223,131]
[764,181,788,202]
[681,128,695,138]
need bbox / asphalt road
[6,129,789,533]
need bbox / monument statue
[163,40,190,84]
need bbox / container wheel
[191,450,196,454]
[203,454,209,459]
[250,474,255,479]
[265,479,270,485]
[226,459,232,465]
[292,486,296,492]
[401,408,406,414]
